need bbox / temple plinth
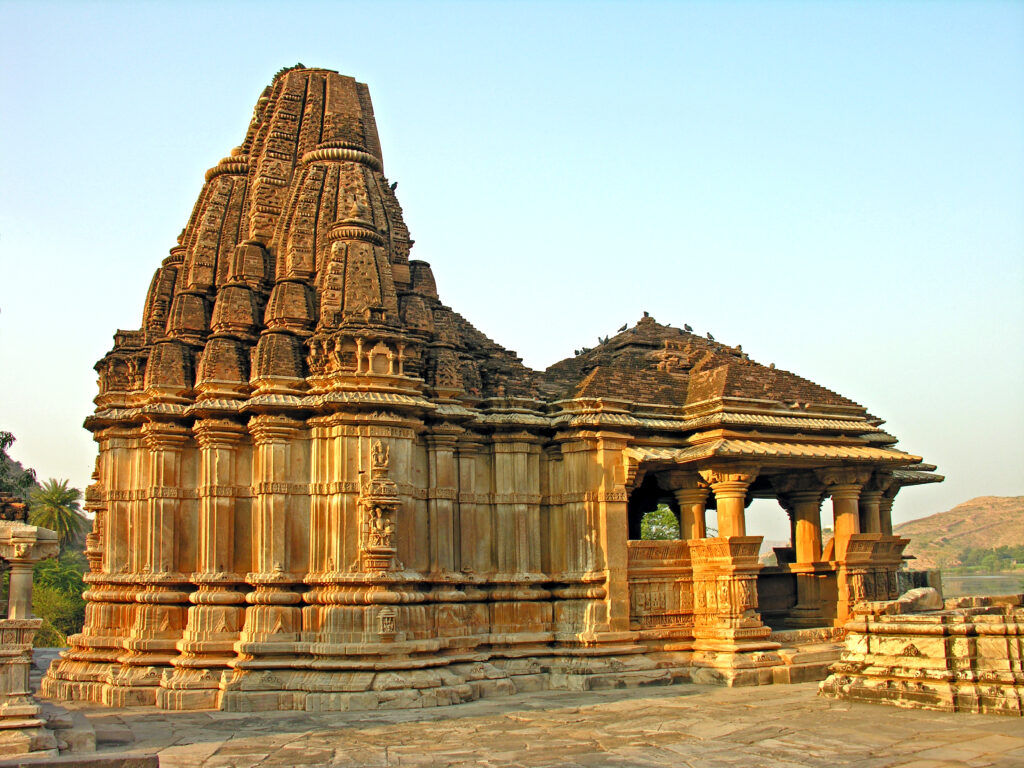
[42,65,942,709]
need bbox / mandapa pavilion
[43,66,941,712]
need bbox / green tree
[0,430,38,500]
[640,504,681,540]
[29,479,84,552]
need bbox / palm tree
[29,479,84,551]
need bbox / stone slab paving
[54,683,1024,768]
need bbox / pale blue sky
[1,1,1022,540]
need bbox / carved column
[689,465,777,668]
[699,465,758,538]
[109,421,192,707]
[664,471,708,540]
[816,467,873,623]
[772,473,827,627]
[159,419,247,710]
[879,485,898,536]
[816,467,871,561]
[0,521,58,750]
[859,472,892,535]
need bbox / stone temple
[43,66,941,711]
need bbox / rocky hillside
[896,496,1024,570]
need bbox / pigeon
[707,332,715,341]
[390,181,398,191]
[683,323,693,332]
[618,323,627,332]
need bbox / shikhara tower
[43,66,940,711]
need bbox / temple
[42,66,941,711]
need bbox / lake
[942,571,1024,598]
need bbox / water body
[942,571,1024,598]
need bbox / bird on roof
[618,323,627,332]
[683,323,693,332]
[707,332,715,340]
[390,181,398,191]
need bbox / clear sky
[1,1,1022,542]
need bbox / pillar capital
[815,466,872,497]
[698,464,759,493]
[657,469,705,489]
[770,471,824,496]
[193,418,246,449]
[864,470,895,493]
[142,420,190,451]
[248,415,302,445]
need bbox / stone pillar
[879,486,898,536]
[699,465,758,538]
[109,421,192,707]
[0,524,58,619]
[816,467,871,562]
[688,465,780,681]
[772,474,828,627]
[159,418,247,710]
[816,467,873,624]
[664,471,708,540]
[859,471,893,535]
[0,521,59,756]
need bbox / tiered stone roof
[89,65,938,484]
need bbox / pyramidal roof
[92,66,914,447]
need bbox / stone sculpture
[42,66,941,711]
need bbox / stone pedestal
[688,537,782,685]
[0,521,59,757]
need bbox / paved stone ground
[52,682,1024,768]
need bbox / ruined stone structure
[821,593,1024,716]
[43,66,941,711]
[0,500,60,757]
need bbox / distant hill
[895,496,1024,570]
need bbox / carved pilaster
[235,416,303,669]
[425,431,460,576]
[110,421,192,707]
[159,418,247,710]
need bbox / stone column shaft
[672,486,708,540]
[859,490,883,535]
[789,491,824,564]
[699,466,758,539]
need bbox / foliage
[29,552,88,647]
[0,430,38,501]
[640,504,681,540]
[950,545,1024,573]
[32,584,85,646]
[29,478,85,552]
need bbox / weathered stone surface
[43,65,940,712]
[821,593,1024,716]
